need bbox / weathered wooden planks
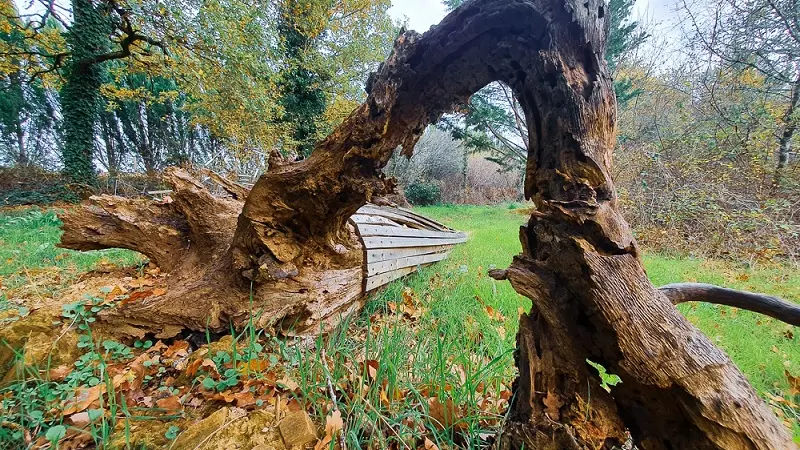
[362,235,467,249]
[367,251,450,277]
[358,225,467,239]
[351,203,466,292]
[366,245,455,263]
[365,265,423,291]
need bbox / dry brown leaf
[765,392,788,405]
[314,410,343,450]
[428,397,465,431]
[185,358,203,377]
[278,375,300,391]
[62,384,106,416]
[543,390,563,420]
[164,340,190,359]
[49,365,72,381]
[68,412,91,428]
[786,370,800,397]
[364,360,379,380]
[120,290,153,306]
[233,391,256,408]
[423,437,440,450]
[201,358,218,374]
[127,278,155,289]
[103,285,126,303]
[239,359,269,373]
[156,395,182,411]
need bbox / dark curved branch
[660,283,800,326]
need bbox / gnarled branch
[660,283,800,327]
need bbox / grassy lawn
[0,205,797,447]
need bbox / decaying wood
[660,282,800,326]
[58,0,796,447]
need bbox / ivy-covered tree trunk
[60,0,796,447]
[60,0,112,186]
[276,0,328,158]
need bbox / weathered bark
[59,0,795,447]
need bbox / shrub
[405,182,441,206]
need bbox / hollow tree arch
[59,0,797,447]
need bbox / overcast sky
[388,0,678,34]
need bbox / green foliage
[165,425,181,440]
[60,0,113,186]
[586,360,623,392]
[606,0,647,107]
[277,0,328,158]
[405,182,442,205]
[440,0,647,172]
[45,425,66,444]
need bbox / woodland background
[1,0,799,263]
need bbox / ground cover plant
[0,205,797,448]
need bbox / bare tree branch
[660,282,800,326]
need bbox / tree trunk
[60,0,112,186]
[59,0,795,447]
[774,74,799,190]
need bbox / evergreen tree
[607,0,647,107]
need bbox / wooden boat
[350,204,467,292]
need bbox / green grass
[417,203,800,439]
[0,208,142,316]
[0,204,797,447]
[0,209,141,285]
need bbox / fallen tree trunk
[59,0,796,447]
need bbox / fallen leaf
[127,278,155,289]
[277,375,300,391]
[786,370,800,397]
[152,287,167,297]
[543,390,563,420]
[119,290,154,306]
[164,340,190,359]
[424,437,440,450]
[103,285,126,303]
[428,397,465,431]
[765,392,788,404]
[156,396,182,411]
[364,360,379,380]
[62,384,106,416]
[49,365,72,381]
[233,391,256,408]
[68,412,91,428]
[239,359,269,373]
[314,410,343,450]
[185,358,203,377]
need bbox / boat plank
[358,225,466,239]
[366,245,454,263]
[367,251,449,277]
[362,235,467,249]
